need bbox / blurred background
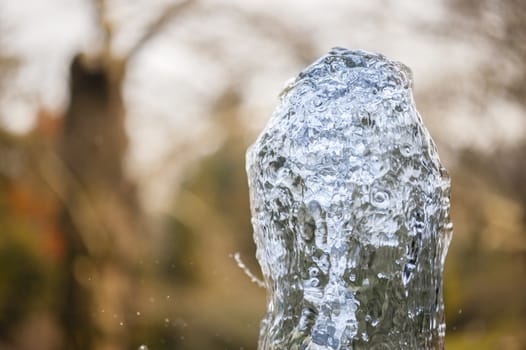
[0,0,525,349]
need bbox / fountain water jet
[246,48,452,350]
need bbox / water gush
[246,48,452,350]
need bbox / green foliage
[0,226,48,339]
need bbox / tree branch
[94,0,113,62]
[127,0,196,60]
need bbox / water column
[246,48,452,350]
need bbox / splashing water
[246,48,452,349]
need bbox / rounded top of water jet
[280,47,413,100]
[248,47,445,206]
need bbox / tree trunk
[58,55,145,350]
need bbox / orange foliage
[6,169,65,261]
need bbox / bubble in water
[138,345,148,350]
[246,47,452,349]
[308,266,320,277]
[371,190,390,208]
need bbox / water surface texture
[246,48,452,350]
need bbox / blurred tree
[56,1,196,349]
[444,0,526,219]
[441,1,526,347]
[447,0,526,104]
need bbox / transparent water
[246,48,452,350]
